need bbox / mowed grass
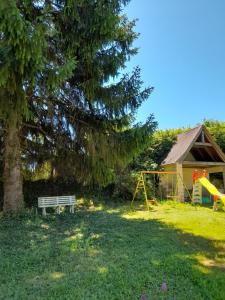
[0,201,225,300]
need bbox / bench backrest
[38,195,76,208]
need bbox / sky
[125,0,225,129]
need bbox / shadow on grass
[0,206,225,300]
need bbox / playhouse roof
[161,125,225,166]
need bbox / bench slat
[38,200,75,203]
[38,195,76,208]
[39,199,75,203]
[39,197,75,200]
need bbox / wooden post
[222,167,225,192]
[176,163,184,202]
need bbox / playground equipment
[131,171,191,210]
[192,170,225,210]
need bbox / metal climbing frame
[131,171,192,210]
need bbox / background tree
[128,121,225,177]
[0,0,156,212]
[204,120,225,153]
[111,128,184,199]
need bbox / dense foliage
[129,120,225,174]
[0,0,156,212]
[113,120,225,199]
[205,120,225,153]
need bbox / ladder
[192,180,202,203]
[131,172,150,210]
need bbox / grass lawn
[0,201,225,300]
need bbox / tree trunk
[3,114,23,213]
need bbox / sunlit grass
[125,201,225,240]
[0,201,225,299]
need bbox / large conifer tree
[0,0,156,213]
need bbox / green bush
[0,179,81,210]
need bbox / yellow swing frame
[131,171,191,210]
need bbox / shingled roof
[161,125,225,165]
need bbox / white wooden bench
[38,195,76,216]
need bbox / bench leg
[57,206,60,214]
[70,205,74,213]
[42,207,46,216]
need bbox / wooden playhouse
[161,125,225,202]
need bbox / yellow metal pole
[142,173,150,210]
[131,173,141,208]
[131,172,150,210]
[177,173,192,201]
